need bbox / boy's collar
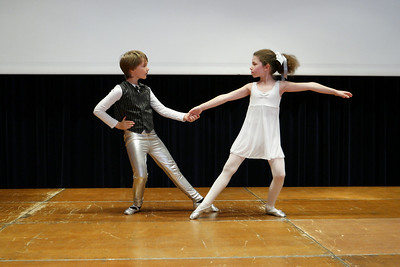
[127,81,145,89]
[128,81,140,87]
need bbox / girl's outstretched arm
[280,81,352,98]
[189,83,252,116]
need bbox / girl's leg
[190,153,244,219]
[266,158,286,217]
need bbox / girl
[189,49,352,219]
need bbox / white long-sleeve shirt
[93,84,186,128]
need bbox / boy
[94,50,218,215]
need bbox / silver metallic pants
[124,130,202,207]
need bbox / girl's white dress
[230,81,284,160]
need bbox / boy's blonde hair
[120,50,148,78]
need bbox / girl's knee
[222,164,237,176]
[273,172,285,182]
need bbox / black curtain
[1,74,399,188]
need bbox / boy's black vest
[114,81,154,133]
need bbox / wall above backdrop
[0,0,400,76]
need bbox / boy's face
[130,59,149,80]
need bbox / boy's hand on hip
[115,116,135,130]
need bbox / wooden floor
[0,187,399,266]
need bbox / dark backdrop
[1,74,399,188]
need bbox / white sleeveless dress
[230,81,285,160]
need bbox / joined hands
[184,113,200,122]
[184,106,203,122]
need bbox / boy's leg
[124,131,150,214]
[147,132,203,203]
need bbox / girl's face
[131,59,149,80]
[250,56,267,78]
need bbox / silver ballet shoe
[190,205,213,220]
[124,205,141,215]
[193,200,219,212]
[265,205,286,217]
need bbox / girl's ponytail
[281,53,300,75]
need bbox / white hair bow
[275,52,288,80]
